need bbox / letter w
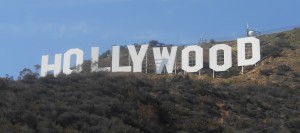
[153,46,177,74]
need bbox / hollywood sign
[40,37,260,77]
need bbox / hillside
[0,28,300,133]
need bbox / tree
[18,68,39,82]
[149,40,159,47]
[19,68,33,80]
[4,74,13,81]
[34,64,41,73]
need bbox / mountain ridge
[0,28,299,133]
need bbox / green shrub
[260,68,273,76]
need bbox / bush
[261,45,282,58]
[0,79,8,89]
[260,69,273,76]
[278,65,291,72]
[277,65,291,75]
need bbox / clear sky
[1,0,300,78]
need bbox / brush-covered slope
[0,28,300,133]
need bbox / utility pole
[174,59,177,74]
[241,23,249,75]
[146,50,148,74]
[246,23,250,37]
[128,50,131,66]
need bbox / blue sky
[0,0,300,78]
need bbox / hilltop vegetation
[0,28,300,133]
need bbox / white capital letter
[153,46,177,74]
[41,54,62,77]
[128,44,149,72]
[237,37,261,66]
[112,46,132,72]
[209,44,232,72]
[181,45,203,73]
[63,48,84,75]
[91,47,111,72]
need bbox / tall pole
[175,60,177,74]
[128,51,131,66]
[183,45,186,75]
[241,66,244,74]
[146,50,148,74]
[242,23,248,75]
[174,51,177,75]
[246,23,250,37]
[111,45,115,72]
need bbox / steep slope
[82,28,300,78]
[0,28,299,133]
